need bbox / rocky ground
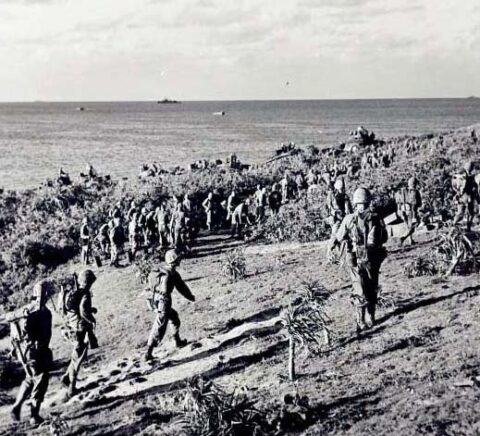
[1,222,479,435]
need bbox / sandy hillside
[0,224,479,436]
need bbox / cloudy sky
[1,0,479,101]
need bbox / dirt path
[1,229,480,435]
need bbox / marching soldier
[9,280,54,424]
[156,204,169,248]
[80,217,91,265]
[231,199,253,239]
[326,178,353,260]
[399,177,422,245]
[331,187,388,331]
[109,218,125,267]
[60,270,98,399]
[268,183,282,215]
[452,161,480,231]
[144,250,195,361]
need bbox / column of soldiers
[10,153,480,424]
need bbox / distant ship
[213,111,225,116]
[157,98,180,104]
[76,107,85,111]
[466,96,478,99]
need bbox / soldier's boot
[10,405,21,422]
[144,345,154,362]
[67,381,78,399]
[60,373,70,388]
[355,307,367,332]
[173,333,188,348]
[366,304,376,328]
[29,405,44,425]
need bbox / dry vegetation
[1,124,480,435]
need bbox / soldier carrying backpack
[8,280,54,424]
[59,269,98,399]
[144,250,195,361]
[399,177,422,245]
[330,187,388,332]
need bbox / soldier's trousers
[346,250,386,319]
[64,330,89,389]
[147,308,181,348]
[453,202,475,229]
[14,370,49,412]
[110,244,121,265]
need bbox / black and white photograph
[0,0,480,434]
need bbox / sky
[0,0,479,101]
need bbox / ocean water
[0,99,479,190]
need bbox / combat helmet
[77,269,96,289]
[407,177,418,189]
[33,280,54,304]
[353,187,371,205]
[334,178,345,191]
[165,249,181,265]
[464,160,474,173]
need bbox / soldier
[80,217,91,265]
[268,183,282,215]
[156,204,169,248]
[109,201,123,220]
[170,202,187,251]
[326,178,353,260]
[202,192,215,231]
[254,184,267,223]
[127,200,137,221]
[399,177,422,245]
[306,169,317,186]
[182,194,195,245]
[226,189,239,223]
[60,270,98,399]
[109,218,125,267]
[331,187,388,331]
[137,207,149,247]
[128,212,140,261]
[96,222,110,257]
[280,173,291,203]
[144,250,195,361]
[145,209,158,246]
[453,161,480,231]
[231,199,253,239]
[9,280,54,424]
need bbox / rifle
[10,319,34,378]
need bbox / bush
[260,198,330,244]
[221,249,247,281]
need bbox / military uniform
[453,170,479,231]
[61,271,97,398]
[96,223,110,256]
[397,184,422,244]
[109,219,124,267]
[268,188,282,215]
[156,206,169,248]
[170,206,186,250]
[334,209,388,329]
[10,281,53,424]
[231,202,251,239]
[145,262,195,359]
[80,222,91,265]
[254,188,267,222]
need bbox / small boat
[212,111,225,116]
[76,107,85,111]
[157,98,180,104]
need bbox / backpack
[57,276,84,315]
[407,189,419,207]
[145,269,169,309]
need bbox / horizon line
[0,96,477,104]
